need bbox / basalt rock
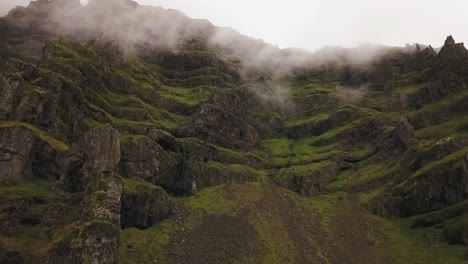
[49,126,122,264]
[0,127,37,184]
[119,136,164,182]
[60,125,121,192]
[83,125,121,187]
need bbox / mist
[0,0,462,107]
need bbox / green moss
[0,180,79,261]
[305,192,345,232]
[263,138,293,157]
[277,160,333,182]
[375,217,467,264]
[285,113,330,127]
[82,117,105,128]
[415,114,468,139]
[263,137,340,168]
[0,121,69,152]
[122,178,162,194]
[118,133,147,143]
[119,220,175,264]
[412,201,468,227]
[0,180,55,205]
[400,146,468,187]
[181,185,235,215]
[159,84,215,106]
[392,83,427,95]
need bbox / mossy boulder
[121,179,171,229]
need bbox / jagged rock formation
[0,1,468,263]
[392,116,416,151]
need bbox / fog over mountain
[2,0,468,52]
[1,1,468,264]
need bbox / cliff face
[0,1,468,263]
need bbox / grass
[263,137,340,168]
[118,133,148,143]
[286,113,330,127]
[159,84,214,107]
[392,83,427,95]
[415,114,468,139]
[119,220,175,264]
[375,217,467,264]
[0,180,56,205]
[0,121,69,152]
[0,180,79,262]
[122,178,162,194]
[398,146,468,188]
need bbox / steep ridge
[0,0,467,263]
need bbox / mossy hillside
[374,217,467,264]
[0,180,79,262]
[397,146,468,189]
[415,113,468,139]
[288,80,343,116]
[0,121,69,152]
[119,181,468,263]
[262,137,341,168]
[0,32,52,64]
[329,160,400,192]
[276,160,334,182]
[119,220,174,264]
[412,200,468,228]
[391,83,427,95]
[21,40,240,135]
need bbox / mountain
[0,0,467,263]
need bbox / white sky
[2,0,468,51]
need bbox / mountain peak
[444,35,456,46]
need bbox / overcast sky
[2,0,468,51]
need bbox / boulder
[120,179,170,229]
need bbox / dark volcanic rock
[119,135,164,182]
[0,127,36,184]
[375,149,468,217]
[49,126,122,264]
[60,125,121,192]
[83,125,121,187]
[0,75,18,120]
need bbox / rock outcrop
[0,127,36,184]
[278,160,342,197]
[49,126,122,264]
[121,179,170,229]
[119,135,164,182]
[392,116,416,151]
[375,149,468,217]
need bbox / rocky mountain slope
[0,0,467,263]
